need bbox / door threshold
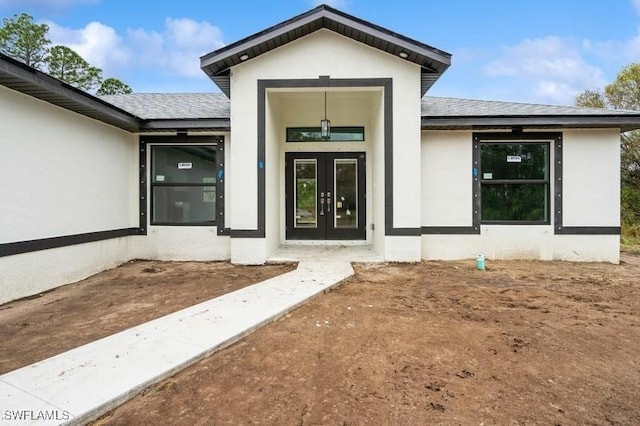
[269,244,383,263]
[283,240,368,246]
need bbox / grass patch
[621,231,640,254]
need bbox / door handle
[320,192,325,216]
[327,191,331,212]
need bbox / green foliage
[1,12,134,93]
[621,132,640,189]
[97,77,132,95]
[574,89,606,108]
[47,45,102,91]
[575,64,640,244]
[0,13,49,69]
[622,185,640,232]
[604,64,640,111]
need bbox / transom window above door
[286,126,364,142]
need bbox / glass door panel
[334,159,358,229]
[294,159,317,228]
[286,152,365,240]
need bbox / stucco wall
[0,86,137,242]
[130,134,231,261]
[229,29,422,262]
[421,131,473,226]
[562,129,620,226]
[0,86,138,303]
[420,129,620,262]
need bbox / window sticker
[506,155,522,163]
[483,172,493,179]
[156,175,165,182]
[178,162,193,169]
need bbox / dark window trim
[421,226,479,235]
[419,130,620,236]
[141,136,227,235]
[286,126,365,142]
[474,133,556,227]
[552,138,620,235]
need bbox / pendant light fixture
[320,92,331,140]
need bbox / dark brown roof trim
[0,53,141,132]
[422,115,640,132]
[140,118,231,132]
[201,4,451,97]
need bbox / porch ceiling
[200,5,451,98]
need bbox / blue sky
[1,0,640,105]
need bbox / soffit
[201,5,451,97]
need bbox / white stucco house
[2,4,640,303]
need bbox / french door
[285,152,366,240]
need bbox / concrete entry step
[268,244,383,263]
[0,261,354,425]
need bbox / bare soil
[0,260,294,374]
[2,256,640,425]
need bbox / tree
[0,13,49,69]
[47,45,102,91]
[574,89,606,109]
[604,64,640,111]
[1,12,134,93]
[97,77,132,95]
[576,64,640,239]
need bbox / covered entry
[286,152,366,240]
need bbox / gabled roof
[101,93,230,119]
[3,46,640,134]
[200,4,451,98]
[98,93,640,133]
[422,97,640,131]
[101,93,230,131]
[0,53,139,132]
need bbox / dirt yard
[2,256,640,425]
[0,261,294,374]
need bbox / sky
[1,0,640,105]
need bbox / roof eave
[140,118,231,132]
[201,5,451,97]
[0,54,141,132]
[421,115,640,132]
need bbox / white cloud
[47,21,130,70]
[128,18,225,79]
[584,27,640,64]
[633,0,640,14]
[43,17,225,87]
[484,36,606,104]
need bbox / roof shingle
[99,93,230,120]
[421,96,640,117]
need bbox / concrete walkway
[0,261,354,425]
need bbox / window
[286,126,364,142]
[151,145,217,225]
[480,142,549,223]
